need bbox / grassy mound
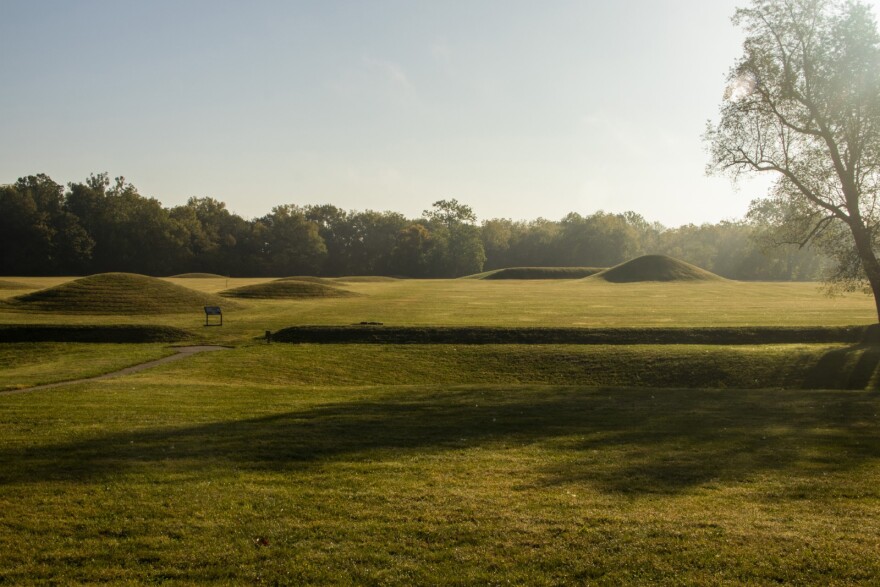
[220,280,358,299]
[333,276,399,283]
[590,254,724,283]
[0,279,31,290]
[469,267,604,280]
[278,276,336,285]
[6,273,229,314]
[168,272,225,278]
[0,324,190,343]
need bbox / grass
[220,279,358,300]
[0,279,31,290]
[0,343,175,391]
[168,272,226,278]
[0,277,875,347]
[591,254,724,282]
[4,273,230,315]
[1,366,879,583]
[1,275,880,582]
[465,267,605,279]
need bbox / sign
[204,306,223,326]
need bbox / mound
[7,273,231,314]
[472,267,604,280]
[169,272,225,278]
[590,255,724,283]
[333,276,399,283]
[0,279,31,290]
[220,280,358,299]
[278,276,335,285]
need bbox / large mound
[470,267,604,280]
[590,255,724,283]
[169,272,225,278]
[0,279,31,290]
[7,273,230,314]
[220,279,358,299]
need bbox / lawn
[1,276,879,583]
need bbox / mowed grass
[0,343,176,391]
[0,277,875,345]
[1,364,879,584]
[1,276,880,582]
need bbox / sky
[2,1,878,227]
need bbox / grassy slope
[0,277,879,582]
[220,280,357,299]
[0,343,176,390]
[465,267,604,279]
[1,371,878,584]
[5,273,230,315]
[1,278,875,340]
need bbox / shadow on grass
[1,386,879,495]
[803,344,880,390]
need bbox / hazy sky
[3,1,878,226]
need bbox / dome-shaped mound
[169,272,225,278]
[7,273,231,314]
[220,279,359,299]
[589,255,724,283]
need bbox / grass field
[1,275,879,583]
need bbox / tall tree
[423,199,486,277]
[706,0,880,318]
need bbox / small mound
[7,273,231,314]
[590,255,724,283]
[220,280,359,299]
[0,279,31,290]
[169,272,225,278]
[470,267,604,280]
[333,276,399,283]
[278,276,335,285]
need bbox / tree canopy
[0,171,829,280]
[707,0,880,317]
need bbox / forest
[0,172,828,279]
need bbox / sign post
[204,306,223,327]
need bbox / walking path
[0,345,230,396]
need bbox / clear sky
[2,1,878,226]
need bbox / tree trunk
[849,220,880,323]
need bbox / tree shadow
[803,344,880,390]
[1,385,878,495]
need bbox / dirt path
[1,345,230,396]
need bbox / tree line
[0,172,829,279]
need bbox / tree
[423,199,486,277]
[0,174,92,274]
[706,0,880,318]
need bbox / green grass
[591,254,724,282]
[0,343,175,391]
[0,279,31,290]
[465,267,605,279]
[4,273,230,315]
[1,276,880,582]
[220,279,358,300]
[1,369,879,584]
[129,342,880,390]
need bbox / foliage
[707,0,880,314]
[1,171,832,279]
